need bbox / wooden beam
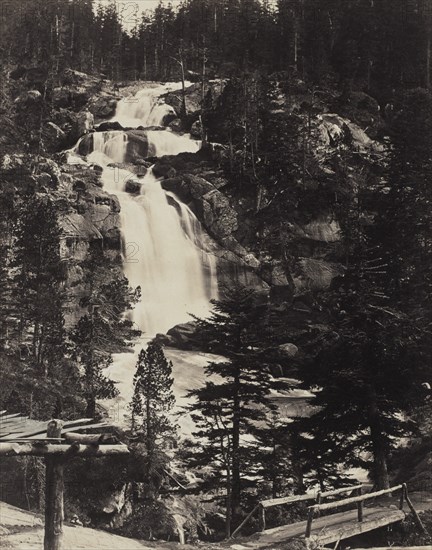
[403,484,428,535]
[310,485,404,513]
[319,484,363,499]
[230,504,261,539]
[261,493,317,509]
[314,510,406,546]
[63,432,118,444]
[44,420,64,550]
[0,442,130,456]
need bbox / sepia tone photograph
[0,1,431,549]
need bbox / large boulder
[198,188,238,238]
[97,121,124,132]
[89,95,118,119]
[124,130,149,162]
[72,110,94,141]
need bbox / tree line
[1,0,432,97]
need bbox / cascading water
[83,87,217,336]
[69,84,219,430]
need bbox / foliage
[187,287,290,534]
[129,342,176,500]
[70,246,140,417]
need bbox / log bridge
[231,483,427,548]
[0,411,130,550]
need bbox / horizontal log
[319,485,363,499]
[261,493,317,509]
[64,432,118,444]
[310,485,403,513]
[0,442,129,457]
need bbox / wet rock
[107,162,147,177]
[77,133,94,156]
[152,163,177,179]
[125,179,141,194]
[155,322,202,350]
[168,118,184,133]
[97,121,124,132]
[124,130,149,162]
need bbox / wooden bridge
[231,483,427,548]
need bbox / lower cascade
[82,87,217,336]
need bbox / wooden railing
[305,483,427,539]
[231,484,363,539]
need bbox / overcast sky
[97,0,277,28]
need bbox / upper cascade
[110,83,188,128]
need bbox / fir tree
[130,342,175,500]
[187,287,289,535]
[12,196,65,376]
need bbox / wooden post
[305,508,314,538]
[357,486,363,522]
[259,505,266,532]
[44,420,64,550]
[403,484,428,535]
[399,484,405,510]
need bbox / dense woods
[0,0,432,547]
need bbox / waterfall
[83,85,217,336]
[112,84,186,128]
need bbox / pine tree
[12,196,65,376]
[295,168,427,490]
[187,287,289,535]
[70,246,140,417]
[130,342,175,499]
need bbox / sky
[96,0,278,27]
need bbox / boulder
[77,133,94,156]
[89,95,118,119]
[152,163,177,179]
[72,110,94,141]
[124,130,149,162]
[125,179,141,194]
[52,86,89,109]
[163,322,201,350]
[168,118,184,133]
[14,90,42,108]
[278,343,299,358]
[97,121,124,132]
[199,188,238,238]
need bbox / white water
[110,82,191,128]
[84,89,217,336]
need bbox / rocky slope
[0,68,388,363]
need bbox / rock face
[89,95,118,119]
[124,130,149,162]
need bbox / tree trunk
[44,420,64,550]
[368,389,390,490]
[231,369,241,524]
[86,395,96,418]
